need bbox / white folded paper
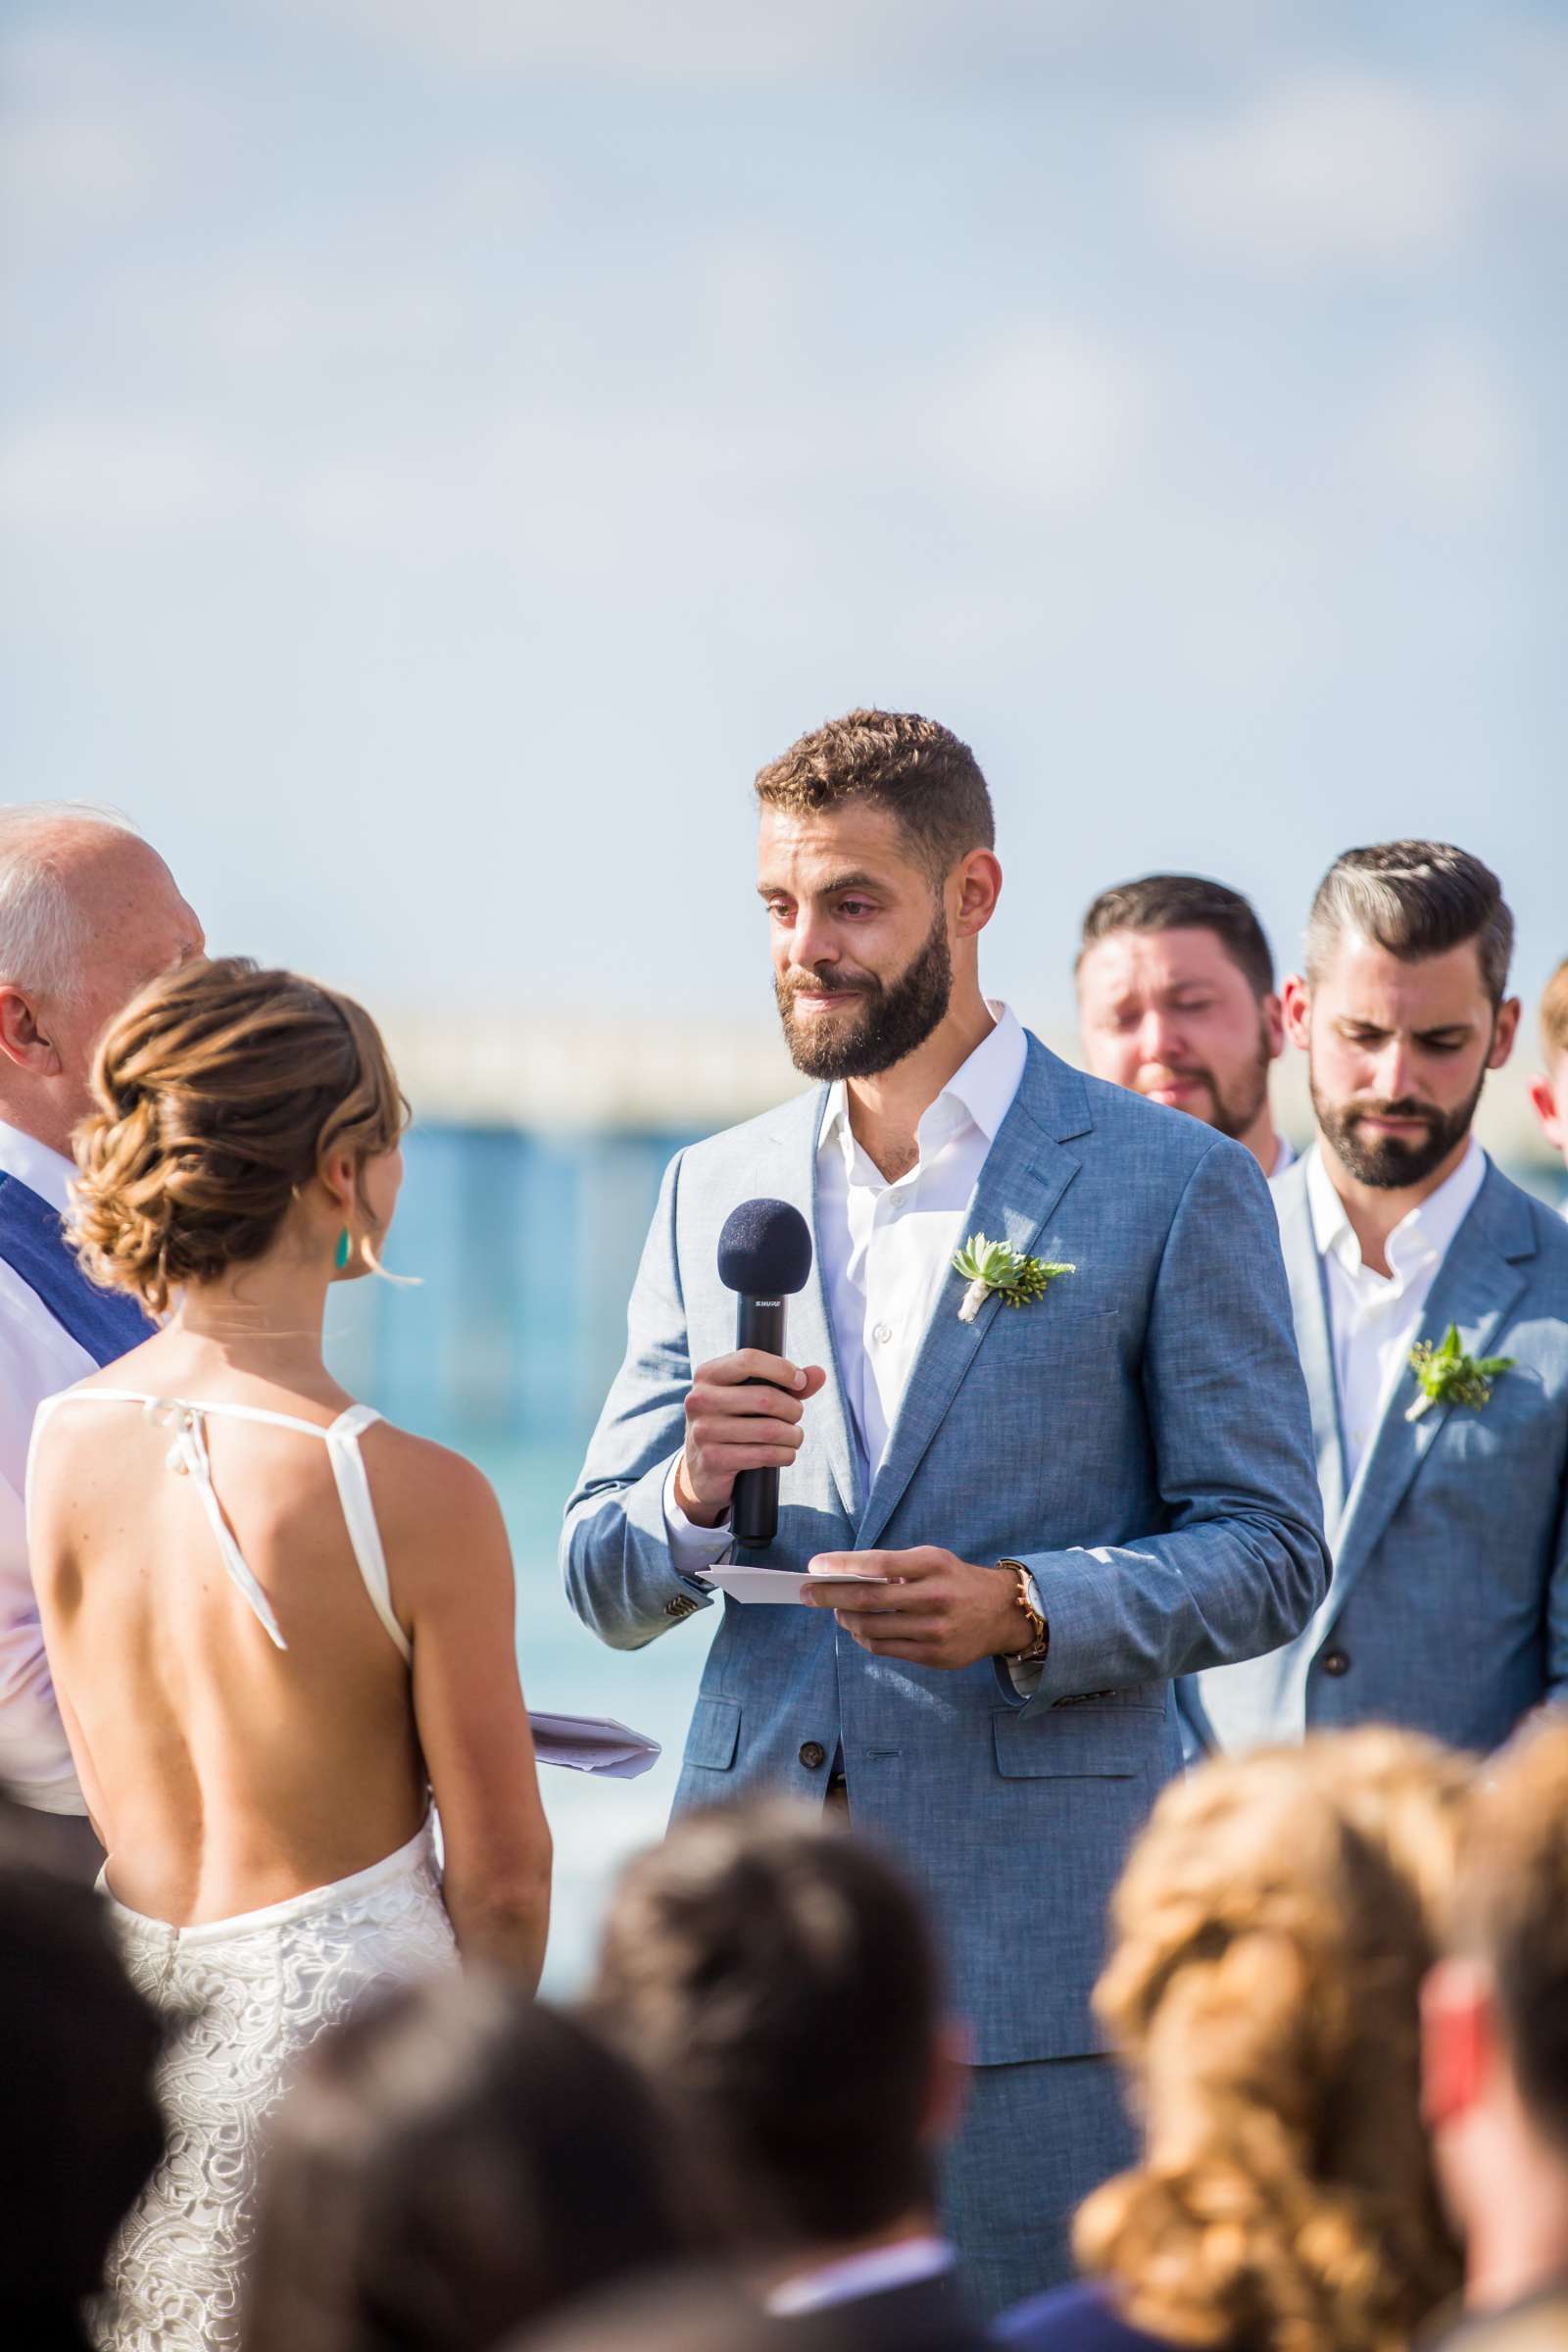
[528,1711,662,1779]
[696,1565,891,1607]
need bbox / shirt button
[798,1741,826,1771]
[1320,1649,1350,1678]
[872,1322,893,1346]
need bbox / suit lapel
[1275,1164,1348,1536]
[1320,1162,1535,1637]
[855,1039,1090,1554]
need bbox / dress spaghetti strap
[28,1389,409,1659]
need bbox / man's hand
[801,1546,1031,1670]
[673,1350,828,1528]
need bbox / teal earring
[334,1227,352,1271]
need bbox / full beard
[1311,1068,1487,1188]
[1141,1014,1273,1144]
[776,908,954,1082]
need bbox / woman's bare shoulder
[357,1423,507,1547]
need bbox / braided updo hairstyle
[1074,1738,1466,2352]
[71,956,407,1315]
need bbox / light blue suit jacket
[1184,1153,1568,1757]
[562,1038,1328,2063]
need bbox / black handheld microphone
[716,1198,813,1551]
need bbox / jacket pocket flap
[686,1694,741,1772]
[993,1708,1147,1780]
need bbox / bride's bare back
[30,1334,551,1974]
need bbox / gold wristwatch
[997,1558,1049,1663]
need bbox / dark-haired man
[1422,1714,1568,2347]
[592,1801,989,2352]
[1075,874,1291,1177]
[564,710,1327,2311]
[1184,842,1568,1759]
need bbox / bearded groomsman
[1075,874,1292,1179]
[564,710,1327,2313]
[0,805,204,1872]
[1185,842,1568,1760]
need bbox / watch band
[997,1558,1049,1663]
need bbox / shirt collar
[819,1000,1027,1170]
[1306,1134,1488,1284]
[0,1118,76,1215]
[765,2235,956,2316]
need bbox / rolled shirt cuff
[661,1457,734,1579]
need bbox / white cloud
[921,325,1152,510]
[1362,339,1523,518]
[0,26,209,229]
[0,421,255,530]
[1145,73,1499,270]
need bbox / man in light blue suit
[1186,843,1568,1761]
[563,710,1328,2314]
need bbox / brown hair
[1304,841,1515,1007]
[1075,1735,1467,2352]
[247,1980,697,2352]
[1077,874,1276,1000]
[1451,1712,1568,2157]
[588,1800,942,2252]
[70,956,407,1315]
[754,709,994,880]
[1540,956,1568,1063]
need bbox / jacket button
[1320,1648,1350,1677]
[798,1741,826,1771]
[663,1595,696,1619]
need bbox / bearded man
[1183,840,1568,1761]
[563,710,1327,2314]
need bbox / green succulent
[1405,1322,1514,1422]
[953,1232,1075,1318]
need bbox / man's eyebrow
[757,871,884,897]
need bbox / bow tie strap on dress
[142,1397,289,1651]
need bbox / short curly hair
[70,956,407,1315]
[754,709,994,880]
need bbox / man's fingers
[808,1547,948,1581]
[688,1386,805,1429]
[698,1349,819,1393]
[691,1413,805,1448]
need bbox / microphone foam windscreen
[716,1199,813,1296]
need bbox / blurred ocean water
[325,1120,714,1994]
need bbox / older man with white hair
[0,804,203,1872]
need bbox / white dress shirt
[663,1002,1029,1567]
[0,1119,92,1812]
[1268,1131,1297,1180]
[1305,1137,1488,1490]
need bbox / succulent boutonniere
[1405,1322,1514,1423]
[953,1232,1075,1324]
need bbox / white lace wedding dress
[31,1389,460,2352]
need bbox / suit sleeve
[1546,1462,1568,1706]
[560,1149,718,1650]
[1004,1137,1331,1710]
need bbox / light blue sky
[4,0,1563,1034]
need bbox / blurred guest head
[754,710,1002,1083]
[68,955,407,1316]
[1526,956,1568,1186]
[1075,874,1285,1172]
[1423,1713,1568,2328]
[589,1800,966,2267]
[246,1977,698,2352]
[1070,1734,1466,2352]
[1291,842,1518,1199]
[0,1821,165,2352]
[0,802,203,1156]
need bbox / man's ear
[1422,1956,1496,2132]
[1261,991,1286,1060]
[952,851,1003,941]
[1527,1073,1568,1153]
[0,984,64,1077]
[1281,973,1311,1054]
[1488,996,1521,1071]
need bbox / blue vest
[0,1170,156,1365]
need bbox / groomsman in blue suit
[0,805,203,1871]
[564,710,1328,2314]
[1185,842,1568,1760]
